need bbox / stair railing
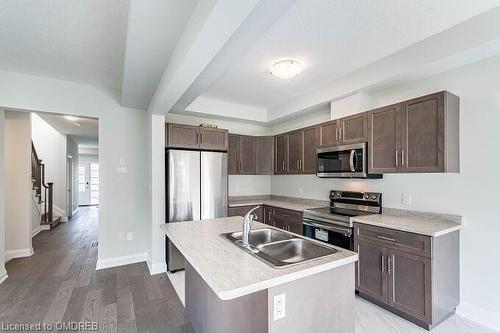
[32,142,54,223]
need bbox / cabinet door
[228,134,239,175]
[199,128,228,151]
[339,112,368,145]
[302,126,319,174]
[319,121,339,147]
[263,206,273,226]
[287,131,303,174]
[166,123,199,149]
[367,104,402,173]
[355,240,388,303]
[275,135,288,174]
[401,92,445,173]
[256,136,275,175]
[387,249,432,324]
[238,135,257,174]
[228,205,263,222]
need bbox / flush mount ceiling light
[64,115,79,122]
[268,59,303,79]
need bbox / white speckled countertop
[353,208,462,237]
[161,216,357,300]
[228,195,328,212]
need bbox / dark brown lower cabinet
[354,223,459,330]
[228,205,263,222]
[230,205,303,235]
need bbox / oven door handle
[303,219,352,236]
[349,149,355,172]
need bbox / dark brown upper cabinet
[368,91,459,174]
[275,134,288,174]
[228,134,239,174]
[166,123,228,151]
[228,134,257,175]
[339,112,368,145]
[302,126,320,174]
[256,136,275,175]
[287,130,303,174]
[319,120,339,147]
[367,103,402,174]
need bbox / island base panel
[185,262,355,333]
[185,262,268,333]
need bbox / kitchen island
[161,216,358,333]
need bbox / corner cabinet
[368,91,459,174]
[354,223,459,330]
[166,123,228,151]
[228,134,257,175]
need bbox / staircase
[32,142,61,229]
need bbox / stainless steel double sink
[220,228,337,268]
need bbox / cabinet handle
[395,150,399,167]
[299,159,302,170]
[282,160,285,171]
[388,256,393,275]
[335,128,338,140]
[200,133,203,145]
[381,255,386,273]
[377,235,396,242]
[401,149,405,166]
[339,127,343,141]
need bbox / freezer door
[168,150,201,222]
[201,151,228,219]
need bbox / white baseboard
[53,205,68,222]
[456,301,500,332]
[5,248,34,262]
[0,268,7,284]
[147,261,167,275]
[96,252,147,270]
[32,225,43,237]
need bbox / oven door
[316,143,366,178]
[303,218,353,250]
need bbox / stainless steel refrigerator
[166,149,228,272]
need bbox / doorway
[78,162,99,206]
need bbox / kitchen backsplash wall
[228,175,272,196]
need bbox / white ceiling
[36,113,99,148]
[200,0,500,110]
[121,0,198,109]
[0,0,129,89]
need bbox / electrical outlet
[273,293,286,321]
[119,233,126,241]
[119,157,126,166]
[402,193,412,206]
[126,232,133,241]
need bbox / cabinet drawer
[354,223,431,258]
[228,205,263,222]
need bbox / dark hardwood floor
[0,207,192,332]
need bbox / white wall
[269,105,331,135]
[31,113,67,215]
[0,70,148,265]
[66,135,79,215]
[0,110,7,281]
[228,175,271,196]
[271,55,500,329]
[4,111,33,260]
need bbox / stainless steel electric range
[303,190,382,250]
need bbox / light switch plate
[273,293,286,321]
[402,193,412,206]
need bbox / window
[78,166,86,192]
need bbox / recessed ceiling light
[269,59,303,79]
[64,115,79,122]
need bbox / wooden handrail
[32,141,54,223]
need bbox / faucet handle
[244,206,261,221]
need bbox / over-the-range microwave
[316,142,382,179]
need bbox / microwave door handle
[349,150,355,172]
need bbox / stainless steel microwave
[316,143,382,179]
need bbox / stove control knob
[364,194,370,199]
[371,195,378,200]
